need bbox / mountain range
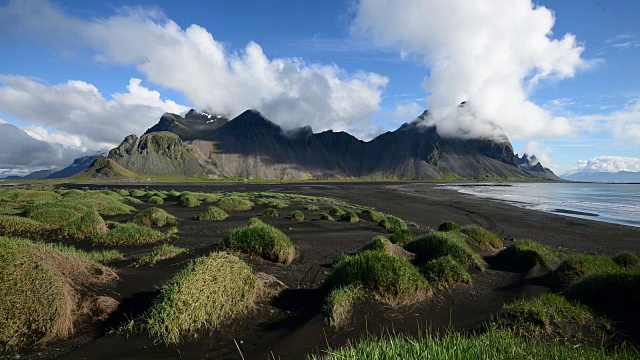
[80,108,561,181]
[562,171,640,183]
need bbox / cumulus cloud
[352,0,592,141]
[0,0,388,137]
[519,141,557,170]
[568,156,640,174]
[0,76,187,150]
[572,99,640,146]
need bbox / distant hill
[47,154,102,179]
[562,171,640,183]
[3,169,55,180]
[82,108,560,181]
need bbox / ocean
[442,182,640,228]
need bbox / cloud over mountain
[568,156,640,174]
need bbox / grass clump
[493,240,561,272]
[405,231,485,271]
[116,190,130,197]
[257,198,289,209]
[178,194,201,208]
[123,196,143,204]
[324,284,364,328]
[222,220,295,264]
[0,215,51,238]
[61,192,135,216]
[389,229,414,246]
[320,213,335,221]
[342,211,360,223]
[291,210,305,222]
[141,252,261,345]
[41,242,124,264]
[360,209,384,222]
[129,190,147,197]
[305,204,319,211]
[148,196,164,204]
[24,202,86,226]
[131,207,178,227]
[422,255,472,288]
[133,244,187,267]
[263,208,278,217]
[217,196,253,211]
[92,223,167,246]
[58,210,108,240]
[196,206,229,221]
[550,254,622,290]
[326,250,431,307]
[329,207,346,217]
[379,215,407,231]
[437,221,462,232]
[460,225,503,251]
[612,252,640,267]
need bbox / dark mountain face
[514,153,562,181]
[91,108,559,180]
[47,154,102,179]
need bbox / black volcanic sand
[26,182,640,360]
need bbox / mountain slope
[562,171,640,183]
[47,154,102,179]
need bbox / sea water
[442,182,640,228]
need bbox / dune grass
[324,284,364,328]
[550,254,621,289]
[389,229,414,246]
[326,250,431,307]
[58,210,108,240]
[291,210,305,222]
[612,252,640,267]
[131,207,178,227]
[222,220,295,264]
[405,231,485,271]
[41,242,124,264]
[342,211,360,224]
[257,198,289,209]
[178,194,201,208]
[307,328,637,360]
[217,196,253,211]
[24,202,86,226]
[133,244,187,267]
[0,215,52,238]
[305,204,320,211]
[437,221,462,232]
[196,206,229,221]
[116,190,130,197]
[329,207,346,217]
[360,209,385,223]
[460,225,503,251]
[61,192,135,216]
[92,223,168,246]
[379,215,407,231]
[320,213,335,221]
[141,252,261,345]
[422,255,472,288]
[262,208,279,217]
[123,196,144,204]
[129,190,147,197]
[562,269,640,315]
[493,240,561,272]
[148,196,164,204]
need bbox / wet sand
[30,182,640,359]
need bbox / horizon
[1,0,639,177]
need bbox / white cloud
[391,101,424,123]
[0,76,188,150]
[519,141,557,170]
[0,0,388,138]
[572,99,640,145]
[352,0,593,141]
[568,156,640,174]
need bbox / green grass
[320,213,335,221]
[131,207,178,227]
[291,210,305,222]
[167,190,182,197]
[493,240,561,272]
[92,223,168,246]
[257,198,289,209]
[360,209,385,223]
[123,196,144,204]
[362,236,391,252]
[217,196,253,211]
[307,328,637,360]
[147,191,168,199]
[496,294,608,340]
[222,220,296,264]
[329,207,346,217]
[192,192,222,202]
[196,206,229,221]
[389,229,414,246]
[612,252,640,267]
[460,225,503,251]
[178,194,201,208]
[550,254,620,289]
[147,196,164,204]
[58,210,108,240]
[324,284,364,328]
[0,215,52,238]
[140,252,261,345]
[262,208,279,217]
[422,255,472,288]
[129,190,147,197]
[24,202,86,226]
[133,244,187,267]
[116,190,130,197]
[305,204,320,211]
[326,250,431,306]
[61,192,135,216]
[562,269,640,315]
[437,221,462,232]
[379,216,407,231]
[342,211,360,223]
[405,231,485,270]
[40,242,124,264]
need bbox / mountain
[515,153,562,181]
[562,171,640,183]
[2,169,55,180]
[83,108,560,181]
[47,154,102,179]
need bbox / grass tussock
[131,207,178,228]
[92,223,168,246]
[147,196,164,204]
[460,225,503,251]
[291,210,305,222]
[437,221,462,232]
[0,215,52,238]
[262,208,278,217]
[324,284,364,329]
[257,198,289,209]
[361,236,415,262]
[422,255,472,288]
[194,192,222,203]
[40,242,124,264]
[360,209,385,223]
[123,196,143,204]
[320,213,335,221]
[612,252,640,267]
[178,194,201,208]
[550,254,620,289]
[329,207,346,217]
[326,250,431,307]
[24,202,86,226]
[217,196,253,211]
[305,204,320,211]
[389,229,414,246]
[133,244,187,267]
[342,211,360,223]
[196,206,229,221]
[58,210,108,240]
[405,231,485,271]
[129,190,147,197]
[140,252,261,345]
[222,220,295,264]
[116,190,130,197]
[379,215,407,231]
[0,236,118,352]
[493,240,561,272]
[61,192,135,216]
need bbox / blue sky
[0,0,639,176]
